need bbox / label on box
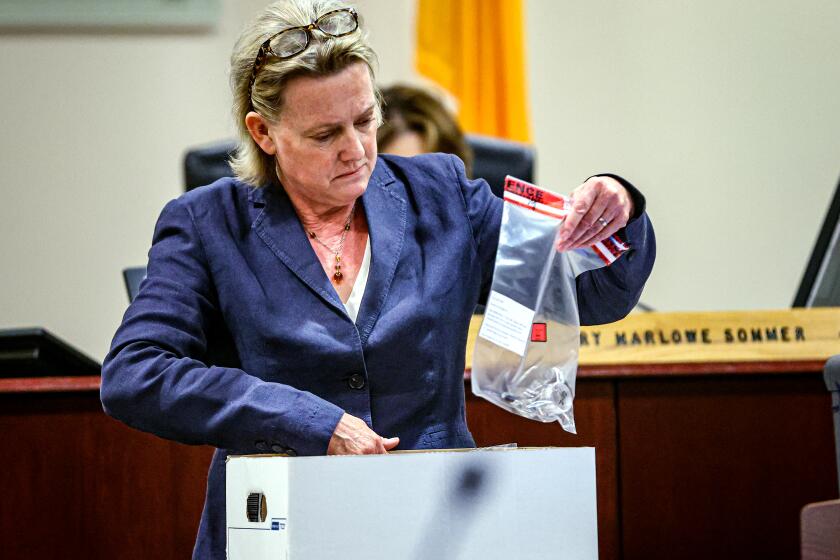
[478,291,536,356]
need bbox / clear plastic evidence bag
[471,176,628,434]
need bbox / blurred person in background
[377,83,474,176]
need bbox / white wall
[0,0,413,361]
[526,0,840,312]
[1,0,838,361]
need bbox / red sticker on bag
[531,323,547,342]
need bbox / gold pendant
[334,259,342,282]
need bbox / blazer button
[348,373,366,390]
[285,448,297,457]
[255,440,268,451]
[270,444,285,453]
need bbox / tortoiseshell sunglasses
[248,7,359,107]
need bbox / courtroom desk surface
[2,360,837,560]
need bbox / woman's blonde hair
[229,0,380,187]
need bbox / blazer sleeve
[450,155,656,326]
[100,198,344,456]
[574,207,656,325]
[447,156,503,297]
[574,174,656,325]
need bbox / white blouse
[342,235,371,323]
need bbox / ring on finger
[597,217,609,228]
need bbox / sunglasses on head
[248,8,359,108]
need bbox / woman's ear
[244,111,277,155]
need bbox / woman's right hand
[327,413,400,455]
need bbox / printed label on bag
[478,291,536,356]
[591,235,629,265]
[503,176,568,220]
[505,175,630,266]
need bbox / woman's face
[267,62,378,212]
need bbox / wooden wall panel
[3,363,837,560]
[0,392,213,560]
[617,375,838,560]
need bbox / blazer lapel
[249,184,345,313]
[355,160,406,344]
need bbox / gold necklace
[307,203,356,283]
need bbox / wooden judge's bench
[2,310,838,560]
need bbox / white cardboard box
[226,447,598,559]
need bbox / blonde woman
[101,1,655,556]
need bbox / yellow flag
[415,0,531,142]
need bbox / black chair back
[123,267,147,302]
[183,135,536,197]
[466,133,534,197]
[184,140,237,191]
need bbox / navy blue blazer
[101,153,655,557]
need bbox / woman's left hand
[555,176,635,252]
